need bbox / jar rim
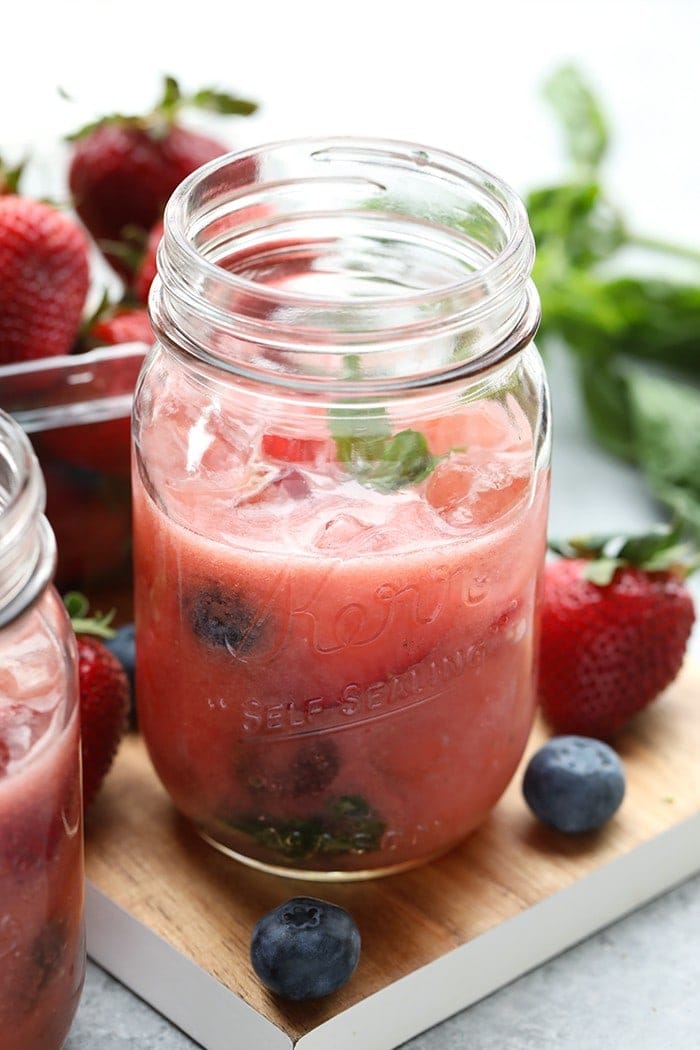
[0,410,55,627]
[163,135,534,315]
[153,136,540,390]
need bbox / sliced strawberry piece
[262,433,330,464]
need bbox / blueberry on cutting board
[250,896,361,1000]
[522,735,626,833]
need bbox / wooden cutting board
[84,662,700,1050]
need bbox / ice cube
[314,513,376,552]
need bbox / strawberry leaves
[63,591,116,639]
[68,75,259,141]
[548,522,699,586]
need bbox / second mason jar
[132,138,551,879]
[0,409,85,1048]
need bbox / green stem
[629,234,700,265]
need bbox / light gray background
[5,2,698,1046]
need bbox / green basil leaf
[542,64,609,174]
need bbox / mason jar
[133,138,551,880]
[0,409,85,1047]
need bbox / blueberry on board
[250,896,361,1000]
[187,585,266,654]
[522,735,625,834]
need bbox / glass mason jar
[133,138,551,880]
[0,409,85,1047]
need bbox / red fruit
[67,76,258,280]
[89,306,154,347]
[538,528,696,738]
[132,219,162,304]
[262,432,331,464]
[0,196,90,364]
[67,596,130,808]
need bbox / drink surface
[134,374,549,875]
[0,603,84,1049]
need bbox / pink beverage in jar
[0,410,85,1047]
[133,139,550,879]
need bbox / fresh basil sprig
[331,411,439,493]
[329,356,440,492]
[528,65,700,540]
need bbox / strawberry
[88,305,154,347]
[538,524,697,739]
[0,196,90,364]
[67,75,258,280]
[65,593,129,809]
[132,218,162,304]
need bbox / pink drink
[0,599,84,1049]
[134,382,549,876]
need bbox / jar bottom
[197,827,453,882]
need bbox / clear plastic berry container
[0,344,147,617]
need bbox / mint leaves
[329,355,440,492]
[331,413,439,493]
[529,66,700,540]
[232,795,385,861]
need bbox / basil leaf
[625,366,700,540]
[542,64,609,174]
[367,429,439,492]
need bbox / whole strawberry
[88,304,154,347]
[132,218,163,304]
[65,593,130,809]
[0,196,90,364]
[67,75,257,281]
[538,525,697,739]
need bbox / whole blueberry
[105,623,135,691]
[522,735,625,833]
[104,623,136,726]
[250,896,361,1001]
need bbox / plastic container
[1,344,147,615]
[133,137,551,880]
[0,408,85,1048]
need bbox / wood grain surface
[85,662,700,1044]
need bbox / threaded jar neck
[150,137,539,394]
[0,410,56,628]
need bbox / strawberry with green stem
[538,523,697,739]
[65,593,130,809]
[67,75,258,281]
